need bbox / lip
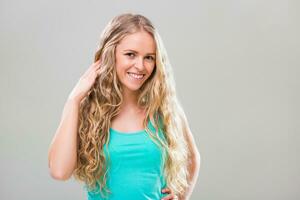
[127,72,145,75]
[127,72,145,80]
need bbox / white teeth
[128,73,144,80]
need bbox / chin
[121,76,147,92]
[124,84,142,92]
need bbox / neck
[120,87,141,113]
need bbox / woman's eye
[146,56,155,61]
[125,53,154,61]
[125,53,135,57]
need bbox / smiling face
[115,30,156,93]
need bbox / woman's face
[115,31,156,92]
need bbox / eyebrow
[123,49,156,56]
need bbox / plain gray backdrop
[0,0,299,199]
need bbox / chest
[110,112,147,133]
[105,133,165,172]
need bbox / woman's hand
[68,59,102,103]
[161,187,179,200]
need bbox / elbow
[48,152,73,181]
[49,169,72,181]
[48,158,72,181]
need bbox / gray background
[0,0,299,199]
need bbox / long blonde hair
[73,13,191,198]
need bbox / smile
[127,72,145,80]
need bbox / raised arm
[48,59,102,181]
[48,99,80,180]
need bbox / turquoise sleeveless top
[84,117,169,200]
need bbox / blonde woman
[48,13,201,200]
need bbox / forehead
[116,31,156,54]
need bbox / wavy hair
[73,13,191,198]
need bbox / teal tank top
[84,117,169,200]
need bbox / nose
[134,56,145,70]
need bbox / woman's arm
[179,115,201,200]
[48,98,80,181]
[48,60,101,181]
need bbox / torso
[110,107,149,133]
[87,109,168,200]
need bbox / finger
[87,60,100,71]
[95,68,101,76]
[161,194,175,200]
[95,62,101,70]
[93,59,101,68]
[85,59,101,74]
[161,188,171,193]
[82,59,101,79]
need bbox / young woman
[48,13,201,200]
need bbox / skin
[49,29,199,199]
[115,30,156,108]
[114,30,202,200]
[114,30,176,199]
[112,30,156,131]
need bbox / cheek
[115,65,126,80]
[146,63,156,74]
[116,56,129,73]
